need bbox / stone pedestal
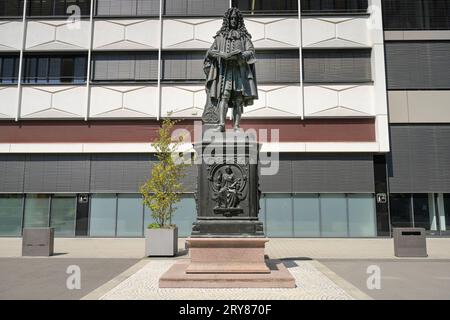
[192,132,264,237]
[158,132,295,288]
[158,237,296,288]
[159,259,295,288]
[185,237,270,273]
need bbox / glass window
[424,0,450,30]
[265,194,292,237]
[348,194,376,237]
[162,52,205,82]
[27,0,90,16]
[96,0,159,16]
[143,195,196,237]
[172,195,196,237]
[301,0,368,14]
[23,55,87,84]
[0,195,23,236]
[89,194,117,237]
[50,195,76,236]
[389,193,413,228]
[0,55,20,84]
[92,53,158,82]
[144,204,155,230]
[257,50,300,84]
[233,0,298,14]
[412,193,431,230]
[164,0,229,16]
[293,194,320,237]
[320,194,347,237]
[23,194,50,228]
[444,194,450,230]
[382,0,450,30]
[117,194,143,237]
[303,49,372,83]
[0,0,24,17]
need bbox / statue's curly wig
[216,7,251,38]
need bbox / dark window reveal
[233,0,298,14]
[382,0,450,30]
[385,41,450,89]
[301,0,368,14]
[162,50,300,83]
[257,50,300,83]
[96,0,159,16]
[23,55,87,84]
[96,0,228,16]
[164,0,229,16]
[0,0,24,16]
[303,49,372,83]
[27,0,90,16]
[92,53,159,81]
[0,55,20,84]
[162,51,204,81]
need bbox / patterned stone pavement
[99,260,357,300]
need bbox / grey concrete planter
[145,227,178,257]
[22,227,54,256]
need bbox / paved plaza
[0,238,449,300]
[91,260,362,300]
[2,237,450,260]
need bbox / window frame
[22,53,88,84]
[302,48,373,84]
[26,0,91,18]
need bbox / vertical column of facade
[85,0,95,120]
[370,0,389,153]
[15,0,28,121]
[157,0,163,120]
[298,0,304,119]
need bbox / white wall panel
[0,87,18,118]
[0,21,23,51]
[25,20,90,51]
[245,18,300,48]
[89,85,158,118]
[302,17,370,48]
[304,85,374,117]
[162,19,222,49]
[161,85,205,118]
[243,85,301,118]
[160,85,302,118]
[20,86,86,118]
[93,19,160,50]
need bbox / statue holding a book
[203,7,258,132]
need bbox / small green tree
[140,118,189,228]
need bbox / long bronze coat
[204,33,258,107]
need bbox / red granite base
[159,259,296,288]
[186,237,270,274]
[158,237,295,288]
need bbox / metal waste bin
[22,228,54,256]
[393,228,427,257]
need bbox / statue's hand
[208,50,221,59]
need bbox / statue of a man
[203,7,258,132]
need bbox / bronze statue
[215,165,241,208]
[203,7,258,132]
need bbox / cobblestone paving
[100,260,354,300]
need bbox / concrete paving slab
[320,259,450,300]
[0,258,139,300]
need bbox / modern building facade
[0,0,448,238]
